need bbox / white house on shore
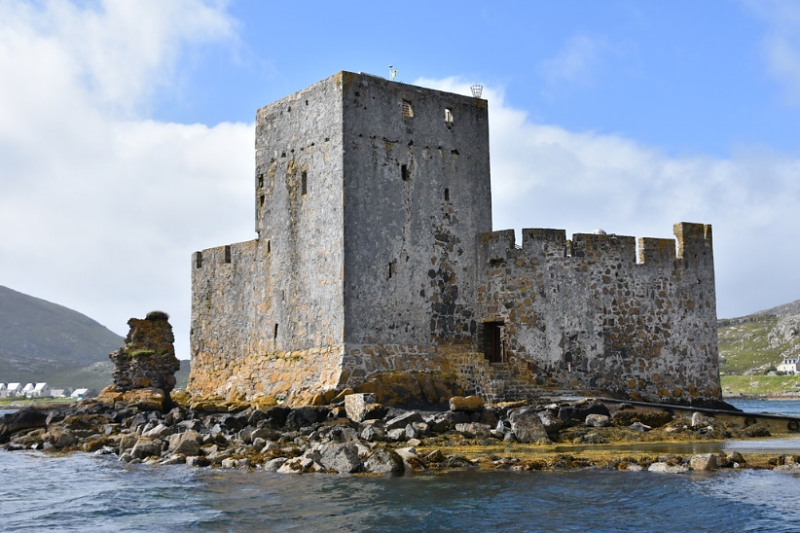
[6,383,23,397]
[27,383,51,398]
[777,357,799,375]
[0,383,7,398]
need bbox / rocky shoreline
[3,390,800,475]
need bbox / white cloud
[539,35,611,87]
[417,76,800,319]
[0,0,252,357]
[746,0,800,105]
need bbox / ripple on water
[2,451,800,532]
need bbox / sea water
[1,400,799,532]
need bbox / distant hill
[718,299,800,375]
[0,285,123,389]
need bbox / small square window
[402,100,414,118]
[444,108,454,124]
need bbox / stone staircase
[461,357,543,403]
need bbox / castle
[188,71,721,405]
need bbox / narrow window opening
[260,195,265,207]
[301,171,307,196]
[402,100,414,118]
[267,240,271,254]
[305,99,309,105]
[444,188,450,202]
[388,262,395,279]
[444,108,454,124]
[273,324,279,339]
[401,164,408,181]
[483,321,504,363]
[258,174,264,188]
[287,106,291,112]
[195,252,203,269]
[224,245,231,264]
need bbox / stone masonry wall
[475,222,720,403]
[340,72,492,346]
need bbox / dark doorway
[484,321,503,363]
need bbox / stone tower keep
[190,72,492,401]
[190,71,721,406]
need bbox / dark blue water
[1,450,800,532]
[1,399,800,532]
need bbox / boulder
[142,423,172,439]
[316,442,363,473]
[537,410,564,434]
[345,394,387,422]
[691,412,713,427]
[508,408,551,444]
[648,462,689,474]
[384,411,423,431]
[0,407,49,443]
[168,430,202,456]
[277,456,324,474]
[454,422,492,438]
[45,427,78,450]
[386,428,407,442]
[449,396,484,413]
[285,407,329,429]
[360,425,385,442]
[585,414,611,427]
[263,457,288,472]
[689,454,718,471]
[363,448,404,474]
[131,437,163,460]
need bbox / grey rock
[691,412,713,427]
[360,425,385,442]
[689,453,718,471]
[384,412,423,431]
[142,423,172,439]
[316,442,363,473]
[277,456,324,474]
[585,414,611,427]
[263,457,288,472]
[454,422,492,438]
[130,437,163,460]
[648,462,689,474]
[630,422,652,432]
[508,408,551,444]
[168,430,202,456]
[345,394,387,422]
[363,448,404,474]
[386,428,407,441]
[538,410,565,434]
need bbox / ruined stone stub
[110,311,180,394]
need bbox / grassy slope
[718,302,800,394]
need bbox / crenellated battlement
[478,222,713,269]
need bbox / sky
[1,0,800,359]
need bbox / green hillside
[0,285,123,388]
[718,299,800,395]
